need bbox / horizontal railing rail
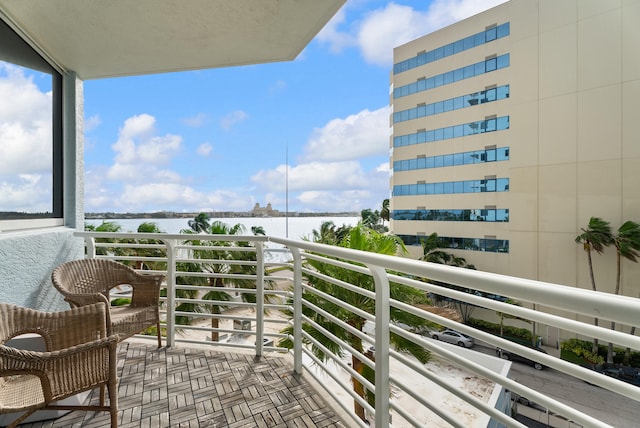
[75,231,640,428]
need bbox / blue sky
[6,0,507,215]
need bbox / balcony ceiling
[0,0,345,79]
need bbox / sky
[2,0,507,215]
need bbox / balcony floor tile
[19,342,346,428]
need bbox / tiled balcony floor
[20,341,346,428]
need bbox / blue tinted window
[497,53,510,69]
[497,22,510,38]
[393,116,509,147]
[486,27,497,41]
[393,22,510,74]
[394,54,510,100]
[397,234,509,253]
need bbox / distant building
[251,203,280,217]
[389,0,640,338]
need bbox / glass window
[425,183,434,195]
[453,40,464,53]
[444,43,454,57]
[443,98,454,112]
[0,19,62,224]
[425,157,435,169]
[497,23,510,38]
[486,57,497,72]
[443,71,454,84]
[486,27,497,41]
[497,53,510,69]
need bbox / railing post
[255,242,265,357]
[290,247,303,374]
[84,236,96,259]
[369,264,390,428]
[163,239,176,347]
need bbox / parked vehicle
[590,364,640,387]
[496,346,547,370]
[431,329,474,348]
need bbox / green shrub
[111,298,131,306]
[467,318,532,343]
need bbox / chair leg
[156,320,162,348]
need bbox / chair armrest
[60,292,110,308]
[129,274,164,307]
[0,335,118,403]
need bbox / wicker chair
[0,302,118,428]
[52,259,164,348]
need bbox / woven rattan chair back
[0,302,118,427]
[52,259,164,347]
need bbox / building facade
[390,0,640,307]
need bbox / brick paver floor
[18,342,346,428]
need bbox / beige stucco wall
[390,0,640,310]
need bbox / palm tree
[380,198,390,229]
[188,212,211,233]
[134,221,167,271]
[85,221,129,258]
[181,220,272,341]
[607,220,640,363]
[279,225,431,422]
[251,225,266,236]
[420,232,469,266]
[309,221,351,245]
[575,217,613,354]
[360,208,382,232]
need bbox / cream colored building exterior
[390,0,640,318]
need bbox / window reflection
[393,85,509,123]
[394,22,510,74]
[0,17,62,220]
[398,234,509,253]
[393,178,509,196]
[394,54,510,99]
[394,116,510,148]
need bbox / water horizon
[84,216,361,241]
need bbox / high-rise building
[389,0,640,299]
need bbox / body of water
[85,216,361,241]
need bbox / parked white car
[431,329,474,348]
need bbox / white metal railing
[75,231,640,428]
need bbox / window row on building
[398,234,510,253]
[394,147,509,172]
[393,116,509,148]
[394,85,509,124]
[393,178,509,196]
[393,22,510,74]
[393,53,509,99]
[393,208,509,222]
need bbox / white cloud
[85,114,102,132]
[220,110,248,131]
[0,63,52,176]
[316,8,357,53]
[182,112,208,127]
[252,161,367,192]
[303,107,389,162]
[269,80,287,95]
[114,183,251,213]
[0,63,53,212]
[323,0,508,67]
[197,142,213,157]
[107,114,182,181]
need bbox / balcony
[27,230,639,428]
